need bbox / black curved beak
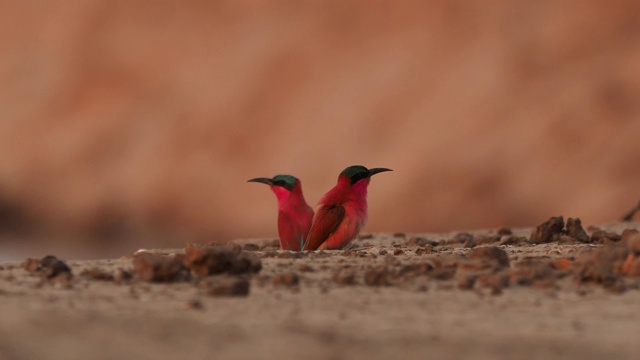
[367,168,393,177]
[247,177,273,185]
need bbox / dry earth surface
[2,218,640,360]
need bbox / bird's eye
[351,172,368,184]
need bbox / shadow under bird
[302,165,392,251]
[248,175,314,251]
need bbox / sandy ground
[1,221,640,360]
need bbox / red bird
[248,174,314,251]
[303,165,392,250]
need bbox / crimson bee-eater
[248,175,314,251]
[302,165,392,250]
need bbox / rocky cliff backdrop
[1,1,639,255]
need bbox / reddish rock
[552,258,573,270]
[184,243,262,276]
[23,255,73,281]
[573,246,629,288]
[184,243,237,276]
[132,253,190,283]
[468,246,510,269]
[529,216,564,244]
[233,252,263,274]
[565,218,590,243]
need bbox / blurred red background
[1,1,639,259]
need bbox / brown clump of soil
[529,216,565,244]
[456,247,510,294]
[132,253,190,282]
[184,243,237,275]
[573,246,629,289]
[23,255,73,281]
[183,243,262,276]
[566,218,590,243]
[234,252,263,274]
[467,246,510,269]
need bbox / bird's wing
[303,205,345,250]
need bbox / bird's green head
[247,174,297,191]
[271,175,297,191]
[340,165,392,185]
